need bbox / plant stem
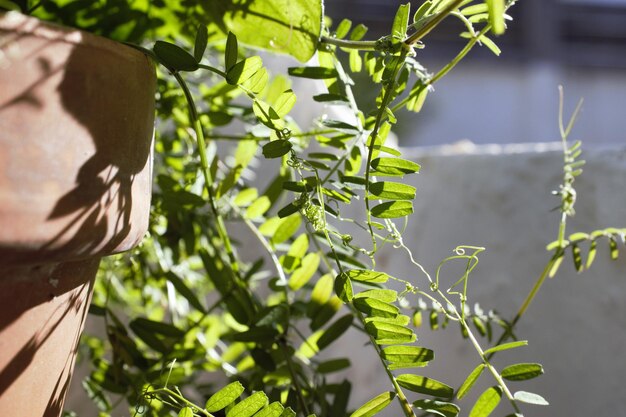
[172,72,243,284]
[146,388,214,416]
[404,0,466,46]
[319,36,378,51]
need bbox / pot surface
[0,11,156,265]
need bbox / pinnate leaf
[350,391,395,417]
[469,386,502,417]
[501,363,544,381]
[205,381,245,412]
[396,374,453,398]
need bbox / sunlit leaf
[501,363,544,381]
[346,269,391,284]
[353,297,399,318]
[370,201,413,219]
[354,289,397,303]
[368,181,416,200]
[372,158,420,177]
[413,399,460,417]
[227,56,263,85]
[469,386,502,417]
[350,391,395,417]
[205,381,245,412]
[396,374,453,398]
[334,272,354,302]
[457,364,486,399]
[217,0,323,62]
[392,3,410,39]
[289,253,320,290]
[226,391,268,417]
[255,402,285,417]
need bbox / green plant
[3,1,624,417]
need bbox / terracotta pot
[0,12,155,416]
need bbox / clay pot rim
[0,11,150,64]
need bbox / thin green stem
[319,36,378,51]
[364,51,407,254]
[404,0,466,46]
[145,388,213,416]
[199,63,227,78]
[173,71,243,283]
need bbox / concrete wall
[331,143,626,416]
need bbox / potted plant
[2,1,624,417]
[0,10,155,416]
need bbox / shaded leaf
[226,56,263,85]
[334,272,354,302]
[371,157,421,177]
[502,363,544,381]
[225,31,238,70]
[194,25,209,62]
[368,181,416,200]
[153,41,198,71]
[513,391,549,405]
[262,140,292,159]
[317,314,353,350]
[483,340,528,356]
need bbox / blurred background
[327,0,626,146]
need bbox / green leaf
[225,31,238,70]
[234,188,259,207]
[334,272,354,302]
[396,374,453,398]
[219,0,322,62]
[501,363,544,381]
[346,269,391,284]
[335,18,352,38]
[350,23,368,41]
[406,82,429,113]
[194,25,209,62]
[486,0,506,35]
[226,391,268,417]
[262,140,292,159]
[586,239,597,269]
[413,400,460,417]
[469,386,502,417]
[280,407,296,417]
[288,66,338,79]
[255,402,285,417]
[129,318,184,338]
[353,297,399,318]
[350,391,395,417]
[273,89,297,117]
[308,274,334,317]
[483,340,528,356]
[166,271,206,313]
[0,0,21,11]
[313,93,349,104]
[179,407,193,417]
[349,49,362,73]
[370,201,413,219]
[317,314,353,350]
[271,214,301,245]
[364,321,415,344]
[457,364,486,399]
[392,3,411,39]
[368,181,416,200]
[364,315,411,328]
[354,289,397,303]
[318,358,351,374]
[372,158,421,177]
[205,381,245,412]
[321,119,360,134]
[153,41,199,71]
[289,253,320,290]
[382,345,433,365]
[245,196,271,219]
[226,56,263,85]
[513,391,549,405]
